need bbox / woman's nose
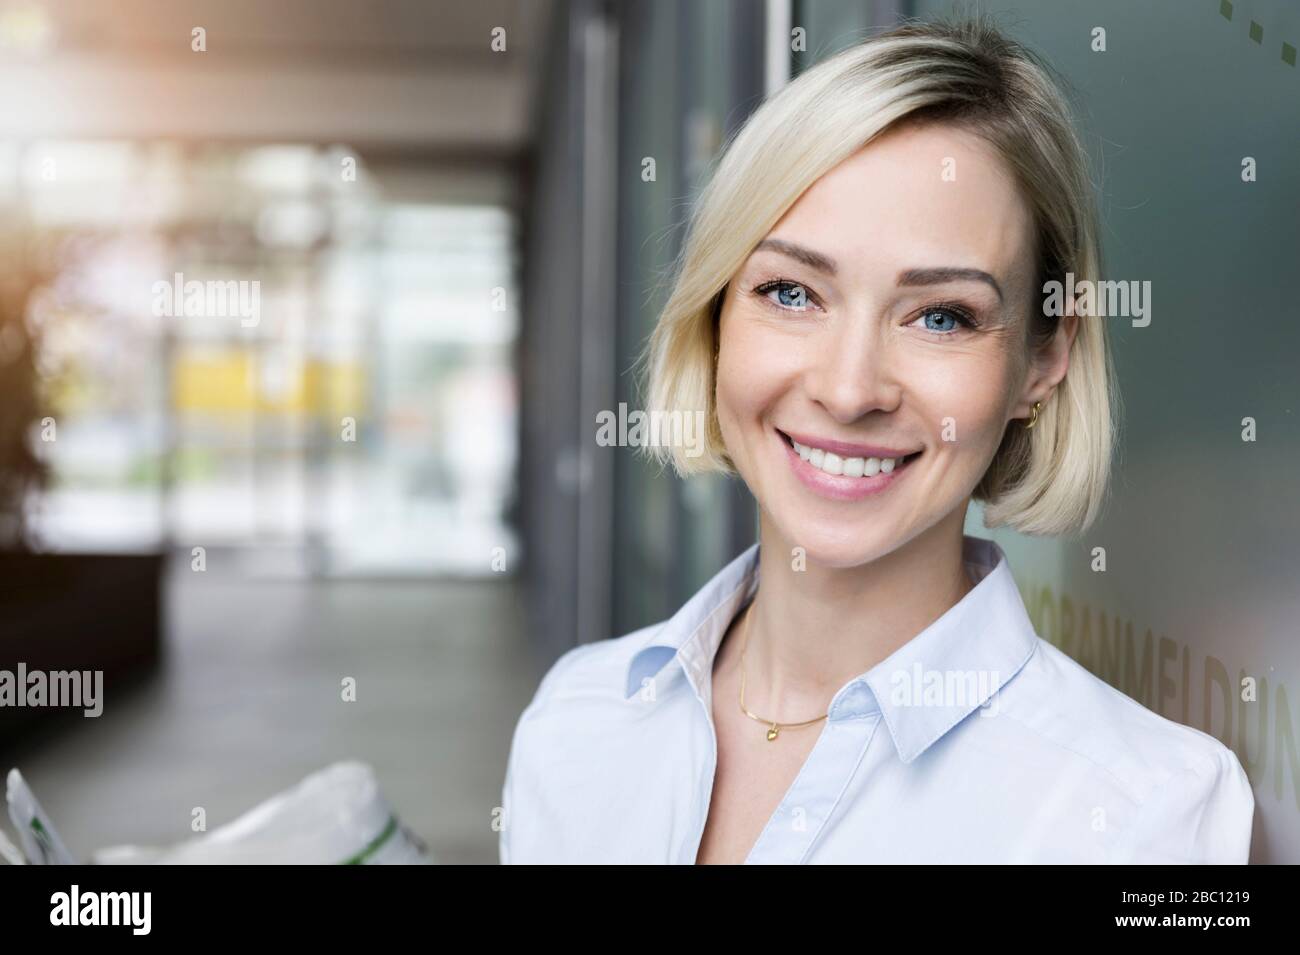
[801,322,902,424]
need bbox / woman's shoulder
[515,621,668,725]
[1006,637,1238,776]
[499,623,668,863]
[994,634,1254,861]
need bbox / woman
[500,17,1254,864]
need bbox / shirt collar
[623,534,1039,763]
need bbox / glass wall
[610,0,766,638]
[6,140,518,576]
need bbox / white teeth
[789,437,910,479]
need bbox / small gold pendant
[766,725,779,741]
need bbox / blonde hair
[640,15,1118,537]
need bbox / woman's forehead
[754,123,1037,296]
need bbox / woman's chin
[766,516,904,570]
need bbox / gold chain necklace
[738,599,829,741]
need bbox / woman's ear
[1015,311,1078,419]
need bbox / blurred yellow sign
[172,351,365,416]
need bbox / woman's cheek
[718,323,772,412]
[922,359,1013,452]
[717,335,781,466]
[714,355,749,462]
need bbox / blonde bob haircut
[642,16,1118,537]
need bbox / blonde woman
[500,17,1254,864]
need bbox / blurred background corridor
[1,0,1296,863]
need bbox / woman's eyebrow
[753,238,838,275]
[752,241,1005,304]
[897,267,1004,303]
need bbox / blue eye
[915,305,976,334]
[755,280,815,311]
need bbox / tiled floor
[3,565,540,865]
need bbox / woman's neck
[736,506,976,719]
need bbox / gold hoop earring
[1025,400,1042,430]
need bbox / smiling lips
[778,428,921,500]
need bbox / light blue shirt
[500,535,1254,863]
